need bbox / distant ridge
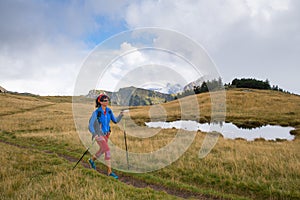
[0,86,38,96]
[87,86,174,106]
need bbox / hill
[129,88,300,129]
[0,89,299,199]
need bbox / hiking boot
[88,158,96,170]
[108,172,118,179]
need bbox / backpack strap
[97,110,101,121]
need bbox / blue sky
[0,0,299,95]
[84,16,128,48]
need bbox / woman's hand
[120,109,129,116]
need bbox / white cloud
[0,0,299,95]
[124,0,294,47]
[125,0,248,49]
[246,0,290,18]
[0,0,130,95]
[95,39,210,92]
[123,0,300,94]
[0,31,87,95]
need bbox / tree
[231,78,271,90]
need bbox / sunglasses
[101,99,109,102]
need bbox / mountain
[183,77,206,91]
[87,77,220,106]
[147,83,183,94]
[87,86,174,106]
[0,86,8,93]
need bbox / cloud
[95,37,213,93]
[125,0,247,49]
[123,0,300,94]
[0,0,130,95]
[124,0,295,48]
[0,42,85,95]
[0,0,299,95]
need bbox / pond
[145,120,295,141]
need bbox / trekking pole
[72,139,96,170]
[123,118,130,170]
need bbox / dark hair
[95,94,109,107]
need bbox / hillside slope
[129,88,300,129]
[0,89,299,199]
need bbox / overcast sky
[0,0,299,95]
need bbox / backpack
[88,110,101,134]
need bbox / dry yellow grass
[0,142,179,200]
[127,89,300,130]
[0,89,300,199]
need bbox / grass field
[0,89,299,200]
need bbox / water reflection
[145,120,295,141]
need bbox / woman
[88,94,123,179]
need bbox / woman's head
[96,94,110,108]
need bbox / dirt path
[0,139,226,200]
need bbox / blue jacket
[89,107,122,137]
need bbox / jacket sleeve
[110,109,123,124]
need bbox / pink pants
[95,134,111,160]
